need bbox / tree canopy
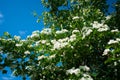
[0,0,120,80]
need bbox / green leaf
[10,64,18,69]
[2,70,7,74]
[36,19,40,23]
[104,58,115,64]
[0,64,4,70]
[0,55,3,62]
[4,32,10,36]
[33,11,37,17]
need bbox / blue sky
[0,0,117,80]
[0,0,44,39]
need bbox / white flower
[106,15,111,20]
[41,40,46,44]
[83,65,90,71]
[72,29,80,34]
[102,49,110,56]
[116,38,120,42]
[28,44,33,48]
[46,43,50,45]
[21,39,26,42]
[51,39,56,44]
[16,43,23,47]
[25,66,33,70]
[61,42,68,48]
[14,35,21,41]
[49,54,56,59]
[35,41,41,46]
[71,46,74,49]
[62,37,69,42]
[31,31,40,38]
[92,21,101,29]
[32,30,40,34]
[56,31,63,34]
[69,34,76,42]
[82,27,92,39]
[111,29,119,32]
[41,28,51,35]
[56,29,68,34]
[31,33,39,38]
[80,65,90,71]
[51,38,69,50]
[53,41,68,50]
[70,25,72,27]
[92,21,109,32]
[72,16,80,20]
[38,55,46,60]
[53,41,61,50]
[66,67,80,75]
[24,51,30,54]
[58,37,69,43]
[62,29,68,33]
[114,61,117,66]
[80,74,93,80]
[108,39,119,45]
[97,27,109,32]
[85,29,92,36]
[85,0,89,2]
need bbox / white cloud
[18,30,27,36]
[0,13,3,18]
[0,12,4,24]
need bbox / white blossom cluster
[38,54,56,60]
[51,38,69,50]
[15,39,27,47]
[29,30,40,38]
[92,21,109,32]
[80,65,90,71]
[56,29,68,34]
[105,15,111,20]
[51,32,77,50]
[69,34,77,42]
[108,38,120,45]
[24,50,30,55]
[48,54,56,59]
[66,65,90,76]
[15,43,23,47]
[72,16,80,20]
[72,29,80,34]
[111,29,119,32]
[25,66,33,70]
[14,35,21,41]
[27,28,52,39]
[81,27,93,39]
[41,28,51,35]
[66,67,80,75]
[80,73,93,80]
[27,28,51,38]
[38,55,47,60]
[103,38,120,56]
[35,40,50,47]
[102,49,111,56]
